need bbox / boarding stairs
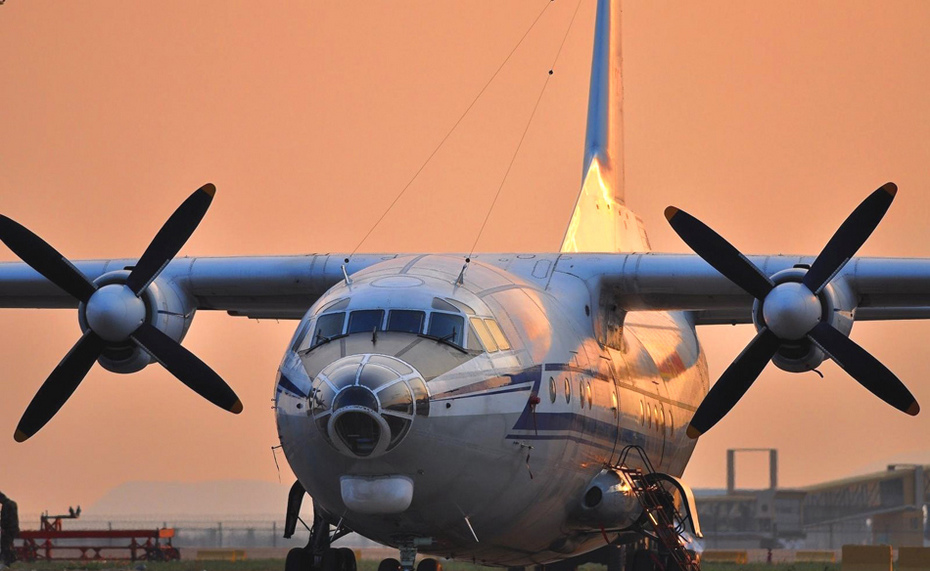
[615,445,701,571]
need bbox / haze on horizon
[2,1,930,516]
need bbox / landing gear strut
[376,540,442,571]
[282,489,356,571]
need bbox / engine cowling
[4,183,241,443]
[77,270,196,373]
[571,469,641,530]
[751,267,855,374]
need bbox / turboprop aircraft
[2,2,929,571]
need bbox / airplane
[2,2,929,571]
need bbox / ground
[0,560,843,571]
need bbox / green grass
[4,560,845,571]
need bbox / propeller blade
[0,216,97,303]
[125,184,216,295]
[14,331,105,442]
[131,322,242,414]
[688,328,780,438]
[665,207,774,301]
[807,321,919,416]
[802,183,897,294]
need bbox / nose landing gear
[282,494,357,571]
[376,541,442,571]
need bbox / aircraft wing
[2,253,929,324]
[0,254,391,319]
[0,253,930,324]
[559,253,930,325]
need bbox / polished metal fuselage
[275,254,709,566]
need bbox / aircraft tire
[285,548,312,571]
[378,558,402,571]
[338,548,358,571]
[416,558,443,571]
[629,549,656,571]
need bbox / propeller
[665,183,919,439]
[1,184,242,443]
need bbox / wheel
[321,548,339,571]
[378,557,402,571]
[285,547,313,571]
[416,558,442,571]
[630,549,656,571]
[606,544,625,571]
[337,548,357,571]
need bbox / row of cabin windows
[546,376,619,418]
[312,309,511,353]
[640,399,673,435]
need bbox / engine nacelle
[570,469,641,530]
[77,270,197,373]
[751,267,856,374]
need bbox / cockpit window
[316,297,350,315]
[387,310,425,334]
[469,317,499,352]
[444,298,476,315]
[428,312,464,346]
[313,312,345,344]
[348,310,384,334]
[431,297,459,312]
[484,319,511,350]
[291,319,312,351]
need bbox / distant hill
[85,479,306,521]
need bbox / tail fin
[560,0,650,253]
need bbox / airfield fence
[20,514,379,549]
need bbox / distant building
[695,450,927,550]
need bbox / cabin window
[549,377,557,403]
[586,382,593,410]
[313,312,345,344]
[484,319,511,350]
[640,401,645,426]
[564,377,571,404]
[611,392,618,417]
[387,310,425,334]
[428,312,464,346]
[579,380,586,409]
[348,310,384,334]
[470,317,499,352]
[654,405,660,431]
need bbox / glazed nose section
[309,354,429,459]
[330,387,389,457]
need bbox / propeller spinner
[665,183,919,439]
[1,184,242,442]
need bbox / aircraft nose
[330,387,388,457]
[309,354,429,459]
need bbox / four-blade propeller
[1,184,242,443]
[666,183,919,439]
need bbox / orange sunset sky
[3,1,930,515]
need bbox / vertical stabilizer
[561,0,650,253]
